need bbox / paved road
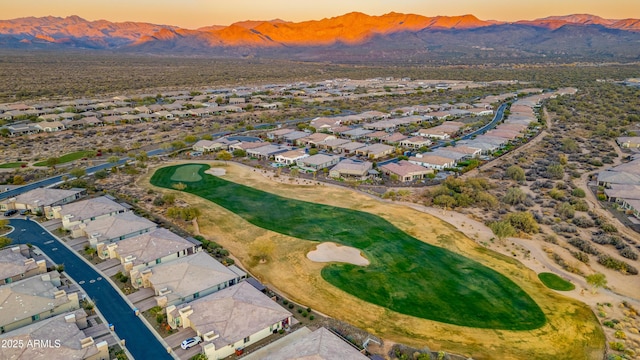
[7,219,173,360]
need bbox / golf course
[146,162,604,359]
[154,164,545,329]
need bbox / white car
[181,336,202,350]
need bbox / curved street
[6,218,174,360]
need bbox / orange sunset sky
[3,0,639,29]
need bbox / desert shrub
[572,188,586,198]
[619,246,638,261]
[503,187,527,205]
[572,216,595,228]
[609,342,625,351]
[600,223,618,233]
[505,212,539,234]
[571,198,589,211]
[506,165,526,182]
[568,238,600,255]
[570,251,589,263]
[551,223,578,234]
[597,255,638,275]
[549,188,566,201]
[543,234,558,244]
[556,202,575,219]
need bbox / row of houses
[0,248,111,359]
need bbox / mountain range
[1,12,639,62]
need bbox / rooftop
[0,310,106,360]
[149,252,237,303]
[6,188,84,207]
[171,282,291,349]
[57,196,127,224]
[261,327,368,360]
[83,212,156,243]
[0,272,68,327]
[113,228,193,266]
[0,246,40,281]
[381,161,432,177]
[300,154,340,166]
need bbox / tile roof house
[98,227,199,280]
[136,252,244,308]
[355,143,395,159]
[380,160,433,182]
[409,154,457,170]
[52,196,129,237]
[81,212,157,248]
[0,272,80,333]
[0,188,86,218]
[246,144,291,159]
[166,282,292,360]
[274,149,309,165]
[297,154,340,170]
[0,245,47,286]
[329,159,373,180]
[399,136,432,149]
[0,309,109,360]
[261,327,369,360]
[617,136,640,149]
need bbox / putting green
[170,164,204,182]
[151,164,546,330]
[538,272,576,291]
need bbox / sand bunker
[307,242,370,266]
[205,168,226,176]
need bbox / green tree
[505,212,539,234]
[489,220,517,242]
[12,175,25,185]
[503,187,527,205]
[433,194,457,213]
[69,168,86,179]
[46,157,60,169]
[572,188,586,198]
[0,236,12,248]
[171,141,186,150]
[107,155,120,164]
[232,149,246,157]
[506,165,525,182]
[162,193,176,205]
[216,150,232,162]
[556,202,575,219]
[290,168,300,178]
[250,239,275,263]
[184,135,198,144]
[309,148,319,155]
[586,273,607,294]
[94,169,108,179]
[180,207,201,221]
[561,138,579,153]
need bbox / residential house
[597,170,640,188]
[99,228,199,280]
[310,117,341,131]
[414,121,464,140]
[0,188,86,218]
[355,143,395,159]
[409,154,457,170]
[3,123,40,136]
[617,136,640,149]
[35,121,66,132]
[80,212,157,248]
[52,196,129,237]
[0,272,80,333]
[267,128,295,140]
[380,161,433,182]
[246,144,291,160]
[135,252,244,308]
[261,327,369,360]
[447,145,482,158]
[193,140,221,152]
[329,159,373,180]
[399,136,432,149]
[281,131,310,145]
[297,133,336,147]
[337,141,366,154]
[0,245,47,285]
[342,128,374,140]
[382,133,409,145]
[297,154,340,170]
[0,309,109,360]
[228,141,270,154]
[166,282,292,360]
[228,97,246,105]
[363,130,391,142]
[274,149,309,165]
[316,138,351,152]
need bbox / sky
[3,0,639,29]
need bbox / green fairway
[538,272,575,291]
[0,162,26,168]
[33,150,96,166]
[170,164,204,182]
[151,164,546,330]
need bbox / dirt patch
[307,242,370,266]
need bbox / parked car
[3,209,18,217]
[180,336,202,350]
[19,209,31,215]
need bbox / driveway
[6,218,174,360]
